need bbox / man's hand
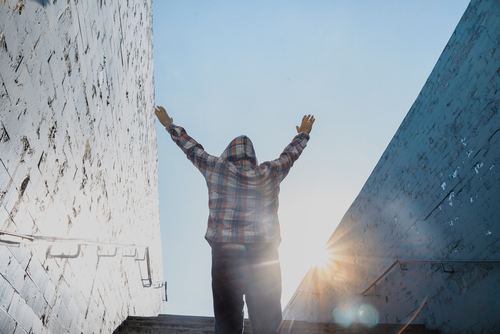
[154,106,174,127]
[296,115,315,134]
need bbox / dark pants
[212,243,283,334]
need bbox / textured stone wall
[0,0,163,333]
[285,1,500,333]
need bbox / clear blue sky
[152,0,470,317]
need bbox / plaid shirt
[166,123,310,245]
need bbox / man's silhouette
[155,106,315,334]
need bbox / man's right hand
[154,106,174,127]
[296,115,315,134]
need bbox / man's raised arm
[153,105,220,176]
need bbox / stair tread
[115,314,440,333]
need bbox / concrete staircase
[114,314,441,333]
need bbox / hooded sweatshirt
[166,124,309,246]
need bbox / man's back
[162,122,310,246]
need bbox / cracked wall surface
[284,1,500,333]
[0,0,163,333]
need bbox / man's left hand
[296,114,315,134]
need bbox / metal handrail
[0,230,147,248]
[0,230,155,287]
[361,259,500,296]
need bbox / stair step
[115,315,252,333]
[114,315,440,333]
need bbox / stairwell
[114,314,440,333]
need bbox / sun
[307,244,348,281]
[309,244,332,268]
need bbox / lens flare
[332,302,381,329]
[357,304,379,327]
[332,307,355,328]
[398,296,428,334]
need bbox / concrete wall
[0,0,163,333]
[284,0,500,333]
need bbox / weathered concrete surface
[284,0,500,333]
[0,0,163,333]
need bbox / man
[154,106,315,334]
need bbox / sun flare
[309,244,332,268]
[307,244,348,282]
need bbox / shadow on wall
[30,0,51,6]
